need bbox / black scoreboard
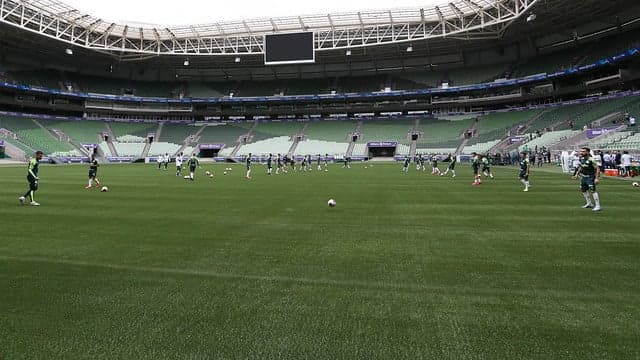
[264,32,315,65]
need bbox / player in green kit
[245,153,252,179]
[342,156,350,168]
[482,156,494,179]
[267,154,273,175]
[85,155,101,189]
[402,155,410,172]
[187,153,199,181]
[471,152,481,185]
[441,153,456,177]
[431,154,441,175]
[518,151,530,191]
[290,156,296,172]
[276,154,283,174]
[19,150,44,206]
[572,147,602,211]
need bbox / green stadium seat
[304,121,357,142]
[359,120,415,144]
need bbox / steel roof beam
[0,0,540,55]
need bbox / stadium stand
[359,119,415,144]
[64,74,125,94]
[555,97,640,130]
[113,142,145,157]
[182,146,196,156]
[187,82,226,98]
[526,97,640,133]
[416,118,474,148]
[116,135,146,143]
[294,140,349,156]
[606,132,640,149]
[394,71,443,88]
[0,131,34,154]
[50,149,84,157]
[218,147,234,157]
[518,129,580,151]
[130,81,178,98]
[415,148,456,154]
[3,44,639,99]
[466,110,541,146]
[0,115,74,153]
[463,139,502,154]
[98,141,112,157]
[304,120,357,142]
[159,123,199,144]
[109,122,157,138]
[579,30,640,65]
[61,72,181,97]
[197,124,248,145]
[235,136,292,156]
[7,69,62,89]
[587,131,633,149]
[41,120,107,144]
[395,144,411,156]
[247,121,305,141]
[447,64,509,86]
[478,110,540,133]
[623,97,640,115]
[526,104,585,132]
[511,30,636,78]
[148,142,181,156]
[351,143,368,156]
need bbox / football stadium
[1,0,640,357]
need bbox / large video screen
[264,32,315,65]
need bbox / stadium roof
[0,0,538,56]
[61,0,434,25]
[15,0,502,33]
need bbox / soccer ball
[183,175,190,179]
[223,171,227,175]
[100,186,109,192]
[205,170,211,176]
[633,182,639,187]
[209,174,214,178]
[328,198,336,207]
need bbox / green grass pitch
[1,162,639,359]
